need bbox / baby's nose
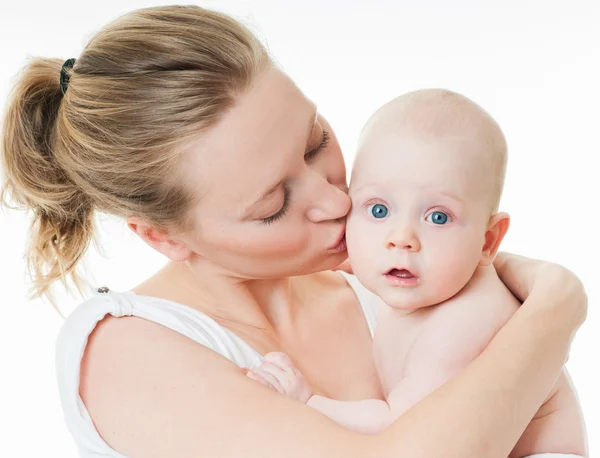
[386,227,421,252]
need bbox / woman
[0,5,587,458]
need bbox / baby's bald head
[355,89,507,213]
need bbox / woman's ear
[127,216,192,262]
[479,212,510,267]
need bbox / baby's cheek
[345,216,365,255]
[346,232,372,270]
[346,218,379,278]
[426,240,481,300]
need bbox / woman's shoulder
[75,301,245,456]
[55,287,266,455]
[56,290,171,351]
[55,291,129,362]
[56,288,263,377]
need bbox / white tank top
[55,272,381,457]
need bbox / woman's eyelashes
[260,129,330,225]
[261,186,290,225]
[304,129,330,162]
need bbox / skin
[78,67,587,458]
[347,102,506,311]
[253,93,587,456]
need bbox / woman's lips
[384,268,419,286]
[329,234,347,253]
[328,225,347,252]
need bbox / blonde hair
[0,5,271,302]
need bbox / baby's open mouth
[386,268,416,278]
[384,268,420,286]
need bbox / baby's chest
[373,310,427,395]
[373,304,483,396]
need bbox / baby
[249,89,587,457]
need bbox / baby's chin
[382,295,430,312]
[372,284,447,312]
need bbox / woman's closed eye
[261,130,330,225]
[304,130,329,162]
[261,186,290,225]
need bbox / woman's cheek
[234,224,310,258]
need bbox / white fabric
[55,272,379,457]
[338,270,381,336]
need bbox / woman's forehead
[181,67,316,203]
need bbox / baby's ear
[479,212,510,266]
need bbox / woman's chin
[313,251,349,273]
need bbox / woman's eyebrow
[242,108,318,217]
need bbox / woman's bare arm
[80,253,586,458]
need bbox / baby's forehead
[361,92,493,144]
[354,123,490,177]
[360,91,503,163]
[352,90,506,212]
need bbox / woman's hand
[494,252,588,347]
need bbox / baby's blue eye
[427,211,449,225]
[369,204,389,219]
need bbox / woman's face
[178,67,350,278]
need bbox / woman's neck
[132,258,308,337]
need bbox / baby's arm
[249,353,395,434]
[251,353,464,435]
[306,396,392,434]
[308,370,459,434]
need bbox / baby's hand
[246,352,312,404]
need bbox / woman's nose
[306,182,351,223]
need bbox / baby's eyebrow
[349,182,376,196]
[436,190,463,203]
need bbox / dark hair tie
[59,58,76,95]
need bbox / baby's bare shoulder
[433,265,519,322]
[405,266,520,372]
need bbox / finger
[264,354,303,380]
[246,370,275,390]
[258,361,288,379]
[259,361,305,397]
[252,366,285,394]
[263,352,294,370]
[493,252,539,302]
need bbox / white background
[1,0,598,456]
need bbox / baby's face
[346,129,495,311]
